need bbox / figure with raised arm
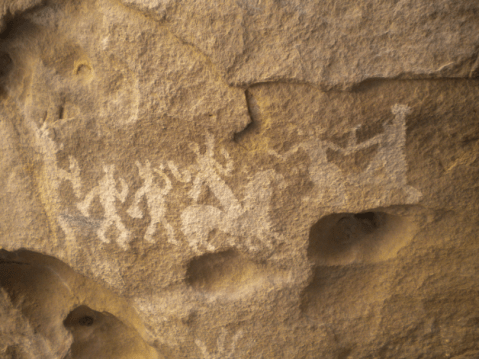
[77,164,130,248]
[127,160,176,245]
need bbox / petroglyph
[30,122,82,198]
[271,104,422,207]
[270,134,347,206]
[28,121,85,248]
[195,328,243,359]
[181,168,284,253]
[180,132,284,253]
[188,132,236,206]
[1,1,478,356]
[19,121,125,286]
[167,160,192,183]
[26,105,420,256]
[77,165,130,249]
[127,161,177,245]
[329,104,421,202]
[23,127,287,254]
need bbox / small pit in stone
[308,208,417,265]
[64,305,159,359]
[64,305,96,329]
[353,211,376,222]
[79,316,94,326]
[186,250,265,292]
[74,63,92,76]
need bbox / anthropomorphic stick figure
[77,164,130,249]
[127,160,177,245]
[329,104,422,203]
[188,132,240,214]
[31,122,82,198]
[179,132,239,252]
[268,132,348,206]
[27,122,124,285]
[182,171,284,253]
[28,121,83,247]
[181,132,284,253]
[269,104,421,206]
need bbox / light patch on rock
[195,328,244,359]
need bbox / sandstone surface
[0,0,478,358]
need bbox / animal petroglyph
[77,165,130,249]
[367,104,421,202]
[195,328,244,359]
[181,132,284,253]
[127,161,177,245]
[271,104,422,207]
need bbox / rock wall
[0,0,478,358]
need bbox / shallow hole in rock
[186,249,265,292]
[307,208,417,265]
[64,305,96,328]
[79,316,94,326]
[74,63,92,76]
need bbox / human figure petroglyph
[179,132,239,252]
[26,122,124,284]
[270,104,421,206]
[77,165,130,248]
[268,133,348,206]
[195,328,244,359]
[167,160,192,183]
[188,132,240,214]
[127,160,177,245]
[30,121,82,198]
[28,121,84,246]
[181,169,285,253]
[329,104,422,203]
[180,132,285,253]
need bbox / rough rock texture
[122,0,479,88]
[0,0,478,358]
[0,0,45,33]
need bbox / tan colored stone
[0,0,478,357]
[122,0,479,88]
